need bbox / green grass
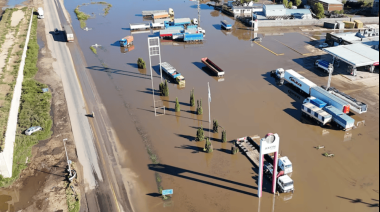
[75,2,113,28]
[90,46,97,54]
[0,13,53,187]
[0,8,17,49]
[66,183,80,212]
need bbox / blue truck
[324,105,355,131]
[183,33,204,42]
[221,20,232,30]
[315,59,334,73]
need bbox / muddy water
[64,0,379,211]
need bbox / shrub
[175,97,180,112]
[159,80,169,96]
[283,0,289,8]
[137,58,146,69]
[295,0,302,7]
[222,130,227,143]
[288,1,293,8]
[203,138,213,153]
[196,125,204,141]
[314,3,325,19]
[90,46,97,54]
[231,146,239,154]
[190,88,195,107]
[197,99,203,115]
[213,119,219,133]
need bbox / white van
[37,7,44,19]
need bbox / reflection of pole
[258,154,264,197]
[208,82,211,140]
[63,138,72,176]
[198,0,201,27]
[272,152,278,194]
[327,69,332,90]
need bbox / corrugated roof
[324,43,379,67]
[266,9,287,16]
[264,5,286,9]
[285,9,312,15]
[317,0,343,5]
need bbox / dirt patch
[2,75,14,83]
[0,33,15,75]
[11,10,24,26]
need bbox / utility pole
[63,138,72,176]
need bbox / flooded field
[63,0,379,211]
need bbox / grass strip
[0,13,53,187]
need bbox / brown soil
[0,5,81,212]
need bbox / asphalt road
[43,0,133,211]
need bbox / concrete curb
[0,9,34,178]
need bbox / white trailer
[130,23,151,30]
[310,86,350,114]
[275,69,317,94]
[142,10,167,16]
[278,156,293,175]
[301,102,333,126]
[151,22,164,28]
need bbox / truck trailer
[321,86,368,114]
[201,57,225,77]
[275,69,317,94]
[130,23,150,30]
[160,62,185,86]
[63,24,74,42]
[160,29,183,38]
[183,33,204,42]
[221,20,232,30]
[152,12,169,19]
[310,86,350,114]
[173,18,191,26]
[324,105,355,131]
[301,102,333,126]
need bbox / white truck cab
[278,156,293,175]
[198,27,206,35]
[278,175,294,193]
[274,68,285,79]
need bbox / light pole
[63,138,72,176]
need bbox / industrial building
[307,0,343,11]
[326,29,379,50]
[262,5,312,20]
[232,4,263,17]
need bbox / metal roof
[232,6,254,9]
[263,5,286,10]
[323,43,379,67]
[174,18,191,24]
[285,9,312,15]
[279,156,292,166]
[317,0,343,4]
[280,175,293,184]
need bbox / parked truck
[274,68,317,95]
[315,59,334,73]
[221,20,232,30]
[151,22,165,29]
[278,156,293,175]
[201,57,225,77]
[119,36,133,47]
[37,7,44,19]
[130,23,151,30]
[160,29,183,38]
[152,12,169,19]
[321,86,368,114]
[301,102,333,126]
[264,162,294,193]
[63,24,74,42]
[183,33,204,42]
[324,105,355,131]
[160,62,185,86]
[305,96,327,108]
[173,18,191,26]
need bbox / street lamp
[63,138,72,176]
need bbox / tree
[175,97,180,112]
[197,99,203,115]
[190,89,195,107]
[283,0,289,8]
[213,120,219,133]
[196,125,205,141]
[137,58,146,69]
[222,130,227,143]
[288,1,293,8]
[314,3,325,19]
[295,0,302,7]
[203,138,213,153]
[159,80,169,96]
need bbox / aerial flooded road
[63,0,379,211]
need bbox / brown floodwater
[63,0,379,211]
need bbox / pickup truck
[264,162,294,194]
[315,59,334,73]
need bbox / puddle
[6,0,25,7]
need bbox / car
[319,43,329,49]
[54,28,59,35]
[25,126,43,135]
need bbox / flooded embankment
[64,0,379,211]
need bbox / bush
[175,97,180,112]
[203,138,213,153]
[196,125,204,141]
[295,0,302,7]
[222,130,227,143]
[190,88,195,107]
[159,80,169,96]
[283,0,289,8]
[137,58,146,69]
[197,99,203,115]
[213,119,219,133]
[231,146,239,154]
[288,1,293,8]
[90,46,97,54]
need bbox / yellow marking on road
[254,41,284,56]
[273,39,312,56]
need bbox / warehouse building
[308,0,343,11]
[263,5,312,19]
[326,29,379,50]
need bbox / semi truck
[315,59,334,73]
[264,162,294,193]
[201,57,225,77]
[301,102,333,126]
[160,62,185,86]
[324,105,355,131]
[151,22,165,29]
[183,33,204,42]
[221,20,232,30]
[37,7,44,19]
[119,36,133,47]
[173,18,191,26]
[321,86,368,114]
[130,23,150,30]
[275,69,351,114]
[63,24,74,42]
